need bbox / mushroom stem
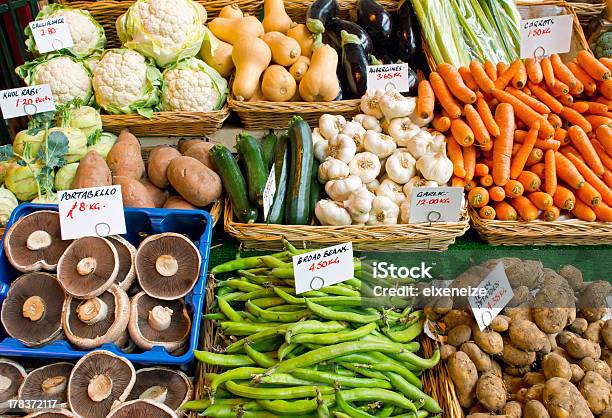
[76,257,97,275]
[41,376,68,395]
[76,298,108,325]
[26,230,52,251]
[22,295,45,321]
[87,374,112,402]
[148,306,173,332]
[0,374,11,392]
[155,255,178,277]
[139,386,168,403]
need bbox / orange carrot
[505,86,550,114]
[576,51,611,81]
[525,58,543,83]
[447,135,465,178]
[572,101,590,113]
[530,162,546,179]
[523,86,532,95]
[541,57,555,89]
[558,93,573,107]
[492,103,514,186]
[432,115,451,133]
[526,148,544,166]
[510,121,540,179]
[514,131,560,151]
[594,202,612,221]
[494,201,517,220]
[555,151,586,189]
[551,53,577,88]
[551,80,570,97]
[560,144,584,161]
[548,114,562,129]
[474,163,489,177]
[542,205,560,221]
[518,170,542,192]
[554,128,568,145]
[544,149,557,196]
[504,179,525,198]
[451,176,465,187]
[463,145,476,183]
[465,180,477,192]
[476,97,500,137]
[570,78,585,96]
[585,115,612,130]
[572,198,597,221]
[605,170,612,188]
[468,187,489,208]
[528,191,553,210]
[567,62,597,95]
[484,60,497,81]
[596,125,612,156]
[470,61,495,94]
[553,185,576,210]
[495,59,521,90]
[480,174,494,187]
[565,152,612,206]
[509,195,539,221]
[479,205,496,220]
[591,139,612,171]
[464,104,491,150]
[512,60,527,89]
[458,66,479,91]
[497,62,508,78]
[437,63,477,104]
[568,125,604,175]
[450,119,475,147]
[493,89,554,138]
[527,81,564,114]
[575,182,602,207]
[599,79,612,100]
[429,72,462,119]
[584,101,610,115]
[417,80,435,120]
[512,143,522,157]
[489,186,506,202]
[601,57,612,72]
[561,106,593,133]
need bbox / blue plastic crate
[0,203,212,365]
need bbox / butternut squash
[289,56,310,82]
[232,36,271,101]
[261,32,301,67]
[262,0,293,34]
[208,16,264,45]
[299,45,339,102]
[248,83,265,102]
[286,23,314,58]
[261,65,296,102]
[219,4,243,19]
[199,28,234,77]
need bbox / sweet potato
[106,129,145,180]
[113,176,155,208]
[579,371,611,415]
[542,352,572,381]
[476,372,507,412]
[72,150,112,189]
[449,351,479,408]
[163,195,197,210]
[178,138,205,154]
[140,178,168,208]
[543,377,593,418]
[184,141,217,172]
[167,156,222,207]
[147,146,181,189]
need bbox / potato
[571,363,585,384]
[448,324,472,347]
[490,360,503,378]
[106,129,145,179]
[559,264,584,291]
[163,195,197,210]
[579,357,611,383]
[602,403,612,418]
[579,281,611,322]
[72,150,111,189]
[141,178,168,208]
[508,285,532,308]
[534,308,569,334]
[603,320,612,349]
[570,318,589,334]
[178,138,205,154]
[113,176,155,208]
[579,371,611,415]
[502,401,522,418]
[543,377,594,418]
[473,326,504,355]
[604,348,612,370]
[481,258,543,290]
[505,365,532,376]
[504,307,533,323]
[525,384,544,402]
[503,374,526,395]
[461,342,492,372]
[466,414,510,418]
[167,156,222,207]
[557,331,576,348]
[542,353,572,381]
[476,372,507,412]
[564,336,601,360]
[147,146,181,188]
[523,372,546,387]
[502,339,537,367]
[448,351,478,409]
[490,315,510,332]
[509,319,548,352]
[184,141,216,172]
[440,344,456,361]
[523,400,550,418]
[584,320,604,344]
[443,310,474,330]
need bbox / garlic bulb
[416,148,453,185]
[312,128,326,146]
[360,89,384,119]
[376,178,406,205]
[315,199,352,226]
[363,131,396,159]
[409,111,434,128]
[349,152,381,184]
[379,89,416,120]
[430,133,446,153]
[388,117,421,144]
[400,200,411,224]
[403,130,434,159]
[344,186,375,221]
[402,176,438,199]
[385,150,416,184]
[325,175,362,201]
[353,114,382,133]
[327,134,357,163]
[318,157,350,182]
[365,178,380,193]
[314,139,329,162]
[319,114,346,140]
[351,211,369,225]
[367,196,399,225]
[341,121,367,152]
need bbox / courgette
[309,159,321,221]
[236,133,268,207]
[259,132,278,171]
[210,144,258,223]
[285,116,314,225]
[267,133,290,224]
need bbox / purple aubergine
[326,19,373,55]
[341,31,369,99]
[357,0,393,42]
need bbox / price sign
[408,187,463,224]
[367,63,411,92]
[262,165,276,221]
[292,243,354,295]
[519,15,573,59]
[29,16,73,54]
[58,186,127,240]
[0,85,55,120]
[469,263,514,331]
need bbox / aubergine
[307,0,338,36]
[357,0,392,42]
[341,31,369,99]
[326,19,373,55]
[394,0,421,63]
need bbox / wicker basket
[224,198,470,251]
[567,0,607,25]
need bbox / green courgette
[259,132,278,171]
[309,159,321,221]
[285,116,314,225]
[236,133,268,207]
[267,133,290,224]
[210,144,258,223]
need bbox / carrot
[572,198,597,221]
[544,149,557,196]
[528,192,553,210]
[565,152,612,206]
[489,186,506,202]
[495,59,521,90]
[464,180,476,192]
[554,128,569,145]
[492,89,554,138]
[551,53,577,88]
[584,101,610,115]
[468,187,489,208]
[525,58,543,84]
[451,176,465,187]
[493,201,517,220]
[514,131,560,151]
[512,143,521,156]
[478,205,496,220]
[484,60,497,81]
[568,125,604,175]
[492,103,514,186]
[560,144,583,161]
[596,125,612,156]
[512,60,527,89]
[560,106,593,133]
[527,81,564,114]
[572,101,590,113]
[463,145,476,183]
[450,119,475,147]
[429,72,462,119]
[504,179,525,198]
[548,114,562,129]
[594,201,612,221]
[555,151,586,189]
[458,66,479,91]
[570,78,585,96]
[541,57,556,89]
[576,182,602,208]
[474,163,489,177]
[601,57,612,72]
[530,163,546,179]
[509,195,539,221]
[558,94,574,107]
[585,115,612,130]
[505,86,550,114]
[510,121,540,179]
[600,79,612,100]
[526,148,544,166]
[497,62,508,78]
[591,139,612,171]
[542,205,560,221]
[551,81,570,97]
[476,97,500,137]
[553,185,576,210]
[464,104,491,150]
[518,170,542,192]
[432,115,451,133]
[437,63,477,104]
[567,62,597,95]
[416,80,435,120]
[480,174,493,187]
[576,51,611,81]
[447,135,466,178]
[469,61,495,94]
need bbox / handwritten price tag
[408,187,463,224]
[366,63,411,92]
[519,15,573,59]
[469,263,514,331]
[58,186,126,240]
[0,85,55,120]
[293,243,354,295]
[29,16,73,54]
[262,164,276,221]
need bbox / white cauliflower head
[16,54,93,106]
[92,48,162,117]
[161,57,227,112]
[26,4,106,58]
[117,0,206,68]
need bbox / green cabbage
[55,162,79,191]
[0,187,18,226]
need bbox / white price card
[367,63,411,92]
[0,85,55,120]
[58,186,127,240]
[408,187,464,224]
[469,263,514,331]
[262,164,276,221]
[293,243,354,295]
[519,15,573,59]
[29,16,73,54]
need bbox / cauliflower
[161,57,228,112]
[16,54,93,106]
[25,4,105,58]
[92,48,162,117]
[117,0,206,67]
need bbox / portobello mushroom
[0,358,26,413]
[127,367,193,412]
[18,362,73,412]
[107,235,136,291]
[106,399,177,417]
